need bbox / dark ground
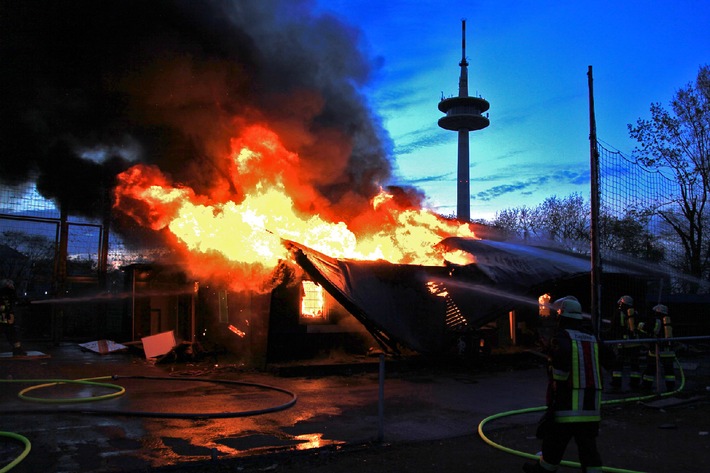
[151,352,710,473]
[2,346,709,473]
[149,399,710,473]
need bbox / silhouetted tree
[492,205,540,241]
[493,194,588,250]
[492,194,664,260]
[537,193,589,245]
[599,211,665,263]
[628,65,710,291]
[0,230,55,293]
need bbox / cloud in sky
[475,176,551,202]
[392,126,452,156]
[400,172,455,186]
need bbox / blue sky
[314,0,710,220]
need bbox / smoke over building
[1,0,397,236]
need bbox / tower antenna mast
[437,19,490,222]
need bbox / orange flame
[227,324,246,337]
[114,123,476,290]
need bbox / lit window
[300,280,327,322]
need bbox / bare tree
[492,205,540,241]
[493,194,588,250]
[492,194,665,262]
[628,65,710,290]
[598,209,665,263]
[0,230,56,294]
[537,193,589,246]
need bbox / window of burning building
[300,280,329,323]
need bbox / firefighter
[0,279,26,356]
[639,304,676,391]
[523,296,612,473]
[610,295,642,389]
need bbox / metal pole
[378,353,385,442]
[132,268,136,341]
[191,281,198,343]
[603,335,710,344]
[655,342,662,394]
[588,65,602,338]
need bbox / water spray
[29,288,196,305]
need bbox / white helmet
[652,304,668,315]
[554,296,583,320]
[0,279,14,290]
[618,295,633,306]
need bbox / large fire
[114,123,476,291]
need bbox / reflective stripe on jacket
[552,329,602,423]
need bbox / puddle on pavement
[216,432,340,454]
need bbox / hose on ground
[2,375,298,418]
[478,357,686,473]
[0,431,31,473]
[0,374,298,471]
[9,376,126,403]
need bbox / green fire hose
[478,358,687,473]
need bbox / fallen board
[78,340,129,355]
[0,350,51,360]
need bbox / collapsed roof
[287,237,659,354]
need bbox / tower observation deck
[438,19,490,222]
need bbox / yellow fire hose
[0,358,691,473]
[1,375,297,471]
[0,376,125,472]
[12,376,126,403]
[0,432,31,473]
[478,358,687,473]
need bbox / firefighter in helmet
[524,296,612,473]
[639,304,676,391]
[1,279,26,356]
[610,295,642,389]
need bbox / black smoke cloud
[1,0,393,230]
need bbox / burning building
[0,2,661,365]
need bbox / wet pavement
[0,342,551,472]
[3,343,708,472]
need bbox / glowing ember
[441,249,477,266]
[113,123,477,289]
[426,281,449,298]
[227,324,246,337]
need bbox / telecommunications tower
[437,19,490,222]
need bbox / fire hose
[477,356,687,473]
[0,375,298,472]
[0,432,30,473]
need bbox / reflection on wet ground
[1,343,547,472]
[0,345,381,471]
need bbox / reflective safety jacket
[549,329,603,423]
[614,306,642,347]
